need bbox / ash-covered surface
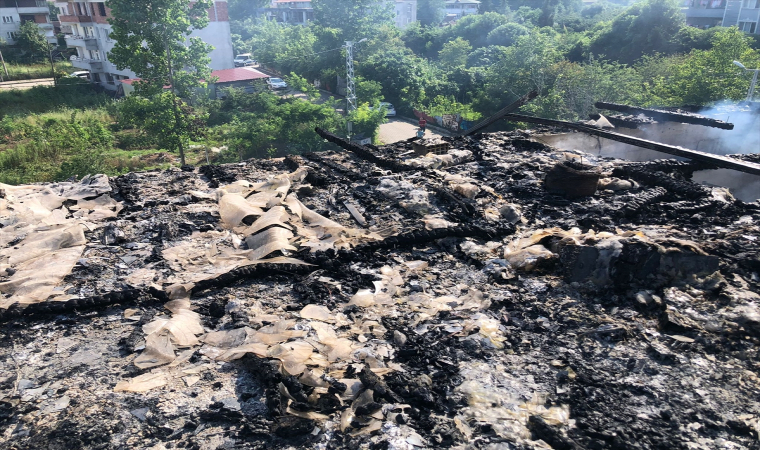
[1,131,760,450]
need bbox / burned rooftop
[0,126,759,450]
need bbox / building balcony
[70,56,103,71]
[58,14,94,24]
[16,6,49,14]
[65,35,99,50]
[738,8,760,21]
[683,7,726,16]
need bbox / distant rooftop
[121,67,268,86]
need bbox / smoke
[534,101,760,201]
[686,101,760,155]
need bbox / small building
[207,67,270,98]
[444,0,479,19]
[120,67,270,99]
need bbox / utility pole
[734,60,759,102]
[49,46,56,86]
[345,40,356,141]
[0,48,8,81]
[344,38,366,141]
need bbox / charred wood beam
[500,113,760,176]
[316,127,417,172]
[461,90,539,137]
[594,102,734,130]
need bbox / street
[378,117,447,144]
[0,78,55,91]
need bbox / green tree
[539,0,560,27]
[439,37,472,69]
[479,0,509,14]
[486,23,529,47]
[401,22,443,58]
[117,92,208,155]
[312,0,394,41]
[583,0,684,64]
[15,21,50,61]
[108,0,215,165]
[246,19,316,77]
[466,45,510,67]
[356,77,384,105]
[417,0,446,26]
[655,27,760,104]
[348,103,387,142]
[228,0,270,20]
[439,12,509,49]
[217,90,342,158]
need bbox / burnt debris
[595,101,735,130]
[0,130,759,450]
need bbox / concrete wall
[191,21,234,71]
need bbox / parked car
[69,71,90,80]
[267,77,288,90]
[379,102,396,117]
[234,54,255,67]
[370,102,396,117]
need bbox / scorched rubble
[0,130,759,450]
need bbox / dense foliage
[234,0,760,124]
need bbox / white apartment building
[445,0,480,19]
[0,0,55,45]
[55,0,235,90]
[392,0,416,28]
[269,0,417,29]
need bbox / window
[6,32,17,40]
[105,73,114,85]
[739,21,757,32]
[2,16,13,23]
[92,73,101,83]
[97,3,106,16]
[742,0,760,7]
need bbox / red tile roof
[120,67,269,87]
[212,67,269,83]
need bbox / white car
[267,77,288,90]
[370,102,396,117]
[380,102,396,117]
[69,70,90,80]
[234,54,255,67]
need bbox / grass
[1,61,75,82]
[0,84,113,117]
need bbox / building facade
[268,0,417,29]
[683,0,760,34]
[444,0,479,19]
[55,0,235,90]
[392,0,416,27]
[269,0,313,25]
[0,0,55,45]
